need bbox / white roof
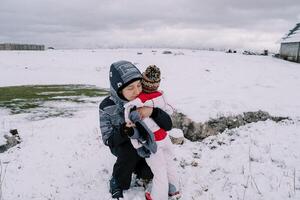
[281,23,300,43]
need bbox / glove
[129,109,157,154]
[129,110,148,141]
[129,110,142,124]
[120,123,134,136]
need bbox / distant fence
[0,43,45,51]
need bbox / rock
[192,152,201,159]
[0,129,21,153]
[10,129,19,135]
[179,159,189,168]
[4,134,20,148]
[191,160,198,167]
[0,145,7,153]
[169,128,184,145]
[171,110,289,142]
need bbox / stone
[171,110,289,142]
[169,128,184,145]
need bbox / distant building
[0,43,45,51]
[280,23,300,63]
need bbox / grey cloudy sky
[0,0,299,51]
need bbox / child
[124,65,181,200]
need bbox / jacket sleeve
[99,108,130,148]
[150,107,173,131]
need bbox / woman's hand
[137,106,153,119]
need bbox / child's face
[121,80,142,101]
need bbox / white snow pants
[146,136,179,200]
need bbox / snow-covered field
[0,49,300,200]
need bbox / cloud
[0,0,299,51]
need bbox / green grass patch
[0,84,109,116]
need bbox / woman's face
[121,80,142,101]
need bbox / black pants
[111,141,153,189]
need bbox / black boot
[109,177,123,199]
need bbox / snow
[0,49,300,200]
[282,28,300,43]
[169,128,184,138]
[179,120,300,200]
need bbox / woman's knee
[116,144,140,164]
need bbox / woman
[99,60,173,199]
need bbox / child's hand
[137,107,153,119]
